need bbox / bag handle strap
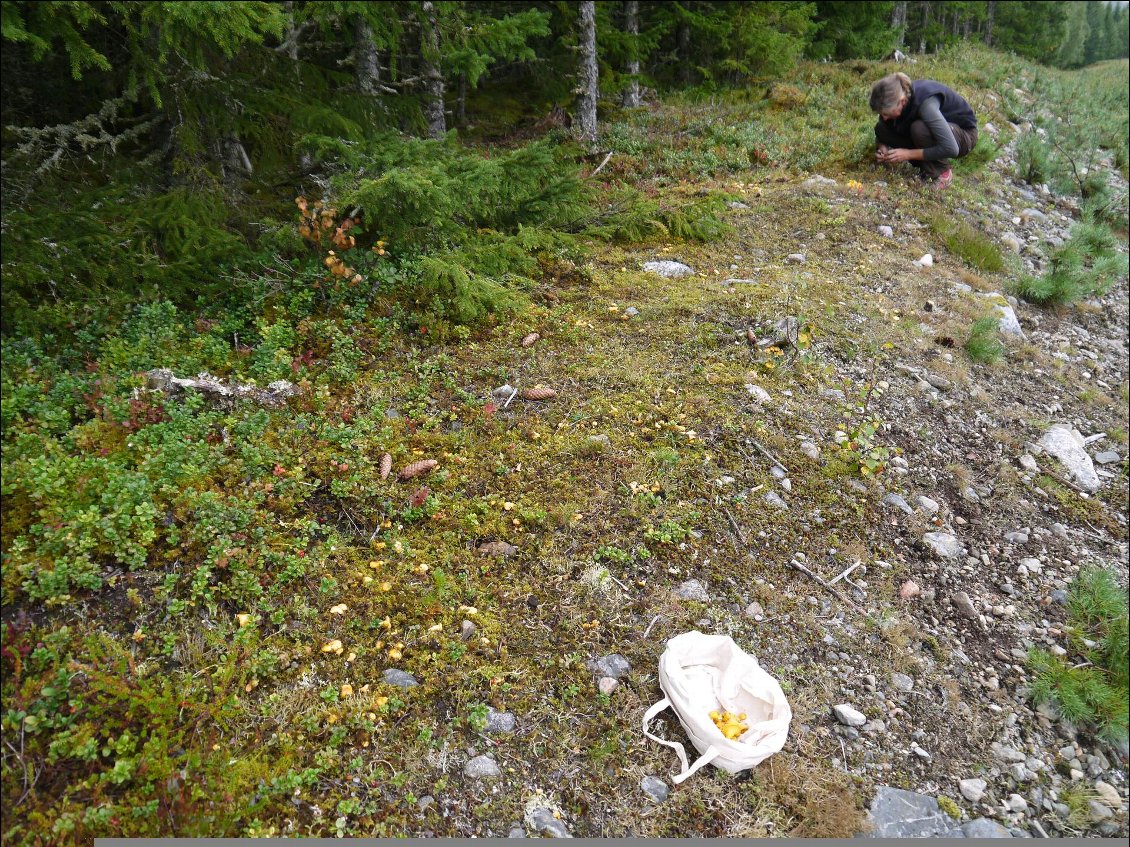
[642,698,722,784]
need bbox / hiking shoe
[934,169,953,190]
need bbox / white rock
[978,291,1024,338]
[745,383,772,403]
[916,496,940,514]
[464,755,502,779]
[959,778,987,803]
[915,254,934,267]
[923,532,963,559]
[642,260,694,278]
[832,703,867,727]
[786,253,806,264]
[1038,424,1101,492]
[877,225,894,238]
[1093,780,1122,808]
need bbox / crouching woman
[870,72,978,189]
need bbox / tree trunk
[677,20,693,85]
[456,74,467,126]
[355,16,381,95]
[219,134,253,184]
[621,0,640,108]
[419,1,446,139]
[918,1,930,53]
[891,1,908,43]
[575,1,598,144]
[985,1,995,47]
[282,1,300,62]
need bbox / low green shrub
[1027,566,1129,742]
[1014,220,1128,306]
[964,315,1005,364]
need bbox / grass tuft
[925,214,1006,274]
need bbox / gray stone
[961,818,1013,838]
[952,591,979,619]
[623,306,640,318]
[993,743,1027,764]
[464,755,502,779]
[877,225,894,238]
[959,778,987,803]
[883,493,914,515]
[726,201,750,210]
[786,253,806,264]
[863,787,960,838]
[801,441,821,459]
[382,669,419,688]
[1018,454,1039,472]
[916,496,940,514]
[1087,799,1113,822]
[924,532,964,559]
[1001,233,1023,253]
[891,672,915,693]
[1094,450,1121,465]
[485,707,516,734]
[1003,794,1028,813]
[642,260,694,279]
[587,653,631,679]
[833,703,867,727]
[492,384,517,402]
[674,579,710,602]
[507,826,527,838]
[460,619,478,640]
[641,776,669,803]
[526,807,571,838]
[1038,425,1101,492]
[982,292,1025,338]
[764,491,789,511]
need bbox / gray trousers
[875,119,978,179]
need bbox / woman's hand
[878,147,914,163]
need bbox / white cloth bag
[642,631,792,783]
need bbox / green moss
[937,795,961,819]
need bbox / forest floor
[2,53,1128,840]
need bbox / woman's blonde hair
[870,72,912,113]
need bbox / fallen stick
[588,150,614,178]
[723,508,747,545]
[827,560,862,586]
[643,615,661,639]
[788,558,863,612]
[748,437,789,476]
